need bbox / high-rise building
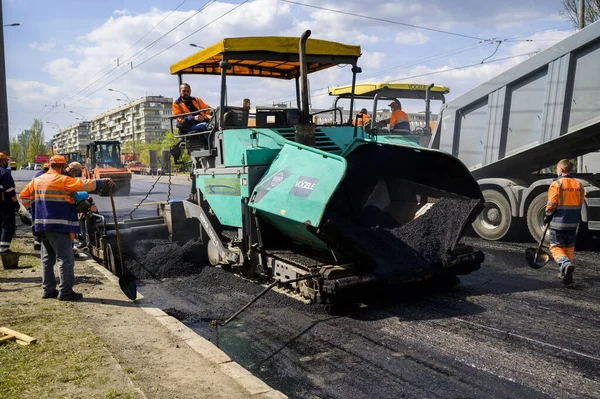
[90,96,173,143]
[52,122,91,153]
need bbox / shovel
[109,186,137,300]
[525,223,551,269]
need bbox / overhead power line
[388,51,539,82]
[43,0,214,122]
[280,0,490,41]
[48,0,251,117]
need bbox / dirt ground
[0,232,255,399]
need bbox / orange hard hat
[50,155,67,165]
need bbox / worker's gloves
[102,178,116,188]
[543,213,553,225]
[13,201,21,212]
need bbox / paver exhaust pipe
[294,30,316,147]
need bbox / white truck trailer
[430,21,600,243]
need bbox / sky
[2,0,577,139]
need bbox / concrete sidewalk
[0,234,286,399]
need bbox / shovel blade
[119,272,137,300]
[525,247,550,269]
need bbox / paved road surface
[138,238,600,399]
[13,170,600,398]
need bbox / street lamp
[46,121,60,130]
[3,23,19,27]
[108,88,135,160]
[69,110,86,120]
[189,43,204,49]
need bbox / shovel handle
[108,186,125,273]
[534,223,550,264]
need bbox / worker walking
[0,153,20,254]
[19,155,115,300]
[544,159,585,285]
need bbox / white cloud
[29,41,56,52]
[7,79,62,104]
[395,32,429,45]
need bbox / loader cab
[328,82,449,147]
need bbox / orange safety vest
[546,175,585,230]
[390,109,409,129]
[172,97,211,125]
[352,112,371,127]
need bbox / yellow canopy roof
[329,82,450,97]
[170,36,361,80]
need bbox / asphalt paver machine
[90,31,485,302]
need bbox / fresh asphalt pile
[122,238,204,279]
[332,197,481,282]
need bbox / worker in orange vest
[387,99,410,131]
[544,159,585,285]
[172,83,212,133]
[19,155,115,300]
[352,108,371,128]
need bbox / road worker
[0,152,19,254]
[19,155,115,300]
[387,99,410,132]
[34,163,50,178]
[66,161,98,249]
[32,162,50,250]
[352,108,371,128]
[173,83,212,134]
[544,159,585,285]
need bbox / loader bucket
[250,140,484,283]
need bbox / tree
[561,0,600,27]
[26,119,49,162]
[18,130,30,164]
[9,137,20,164]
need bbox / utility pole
[0,3,9,155]
[578,0,586,30]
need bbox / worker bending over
[19,155,115,300]
[544,159,585,285]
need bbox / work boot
[58,291,84,301]
[561,264,575,285]
[42,289,59,299]
[33,241,41,250]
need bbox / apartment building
[52,122,91,153]
[90,96,173,143]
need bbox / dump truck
[429,20,600,243]
[86,32,485,302]
[83,140,132,196]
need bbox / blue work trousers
[41,231,76,295]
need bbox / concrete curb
[82,256,287,398]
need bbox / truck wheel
[526,193,551,246]
[472,189,515,241]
